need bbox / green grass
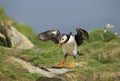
[0,47,39,81]
[1,28,120,81]
[14,23,33,37]
[18,29,120,71]
[1,22,120,81]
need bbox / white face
[59,35,68,43]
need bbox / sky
[0,0,120,34]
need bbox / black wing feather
[38,30,60,44]
[75,28,89,46]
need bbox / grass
[7,28,119,81]
[0,47,39,81]
[1,28,120,81]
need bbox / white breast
[62,35,77,56]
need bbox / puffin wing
[75,28,89,46]
[38,30,61,44]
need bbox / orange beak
[58,43,63,48]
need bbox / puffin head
[58,34,69,48]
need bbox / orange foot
[68,61,75,68]
[58,61,65,67]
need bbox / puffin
[38,28,89,68]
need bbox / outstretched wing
[38,30,61,44]
[75,28,89,46]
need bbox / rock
[48,68,75,75]
[10,56,75,78]
[0,33,7,46]
[8,26,34,49]
[0,21,34,49]
[0,21,12,47]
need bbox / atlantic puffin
[38,28,89,68]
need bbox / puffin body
[38,28,89,68]
[60,35,77,57]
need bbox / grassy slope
[0,6,39,81]
[0,5,120,81]
[15,27,120,81]
[18,28,120,81]
[0,47,39,81]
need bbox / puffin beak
[58,43,63,48]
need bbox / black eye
[62,38,64,40]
